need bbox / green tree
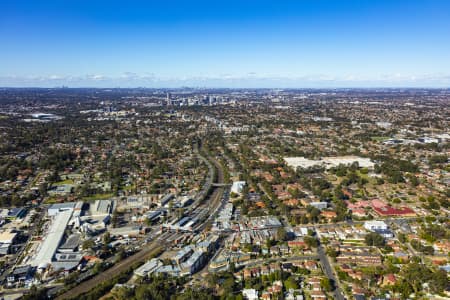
[277,227,287,241]
[365,232,385,247]
[429,269,448,294]
[284,276,299,289]
[320,277,333,292]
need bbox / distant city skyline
[1,0,450,87]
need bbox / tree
[398,232,407,243]
[320,277,333,292]
[277,227,287,241]
[402,262,431,294]
[429,269,448,294]
[326,247,338,258]
[82,239,95,250]
[22,286,48,300]
[38,182,48,197]
[284,276,299,289]
[111,210,120,228]
[365,232,385,247]
[103,231,112,244]
[304,236,318,248]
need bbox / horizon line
[1,86,450,90]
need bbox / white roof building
[48,202,75,217]
[0,231,17,244]
[231,181,246,195]
[243,289,259,300]
[31,209,73,268]
[134,258,163,277]
[284,156,374,170]
[90,200,113,216]
[364,220,388,231]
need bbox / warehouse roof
[31,210,72,267]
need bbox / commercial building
[284,156,375,170]
[58,234,81,253]
[0,231,18,255]
[373,206,416,217]
[90,200,113,216]
[6,208,27,220]
[53,253,83,271]
[31,209,73,268]
[231,181,246,195]
[48,202,75,217]
[173,245,193,265]
[159,193,174,207]
[134,258,163,277]
[109,226,141,237]
[7,265,34,286]
[364,221,388,231]
[181,250,205,275]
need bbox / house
[242,289,258,300]
[392,251,409,262]
[433,241,450,253]
[336,252,382,266]
[283,199,299,207]
[270,246,280,255]
[250,267,261,277]
[321,211,337,220]
[269,262,281,273]
[243,268,252,279]
[351,208,367,217]
[280,244,290,255]
[304,260,318,270]
[310,290,327,299]
[268,280,283,294]
[381,274,397,286]
[310,202,328,210]
[288,239,307,249]
[260,265,270,276]
[347,270,363,280]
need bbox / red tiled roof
[373,205,415,216]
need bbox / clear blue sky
[1,0,450,87]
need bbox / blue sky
[1,0,450,87]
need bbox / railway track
[56,148,226,300]
[56,238,164,299]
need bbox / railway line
[56,146,226,299]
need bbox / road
[316,230,346,300]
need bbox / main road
[315,228,346,300]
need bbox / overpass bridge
[212,183,232,187]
